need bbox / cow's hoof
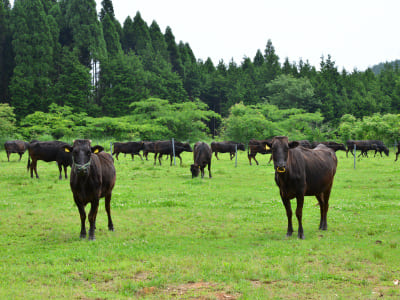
[298,233,305,239]
[80,233,86,239]
[88,235,95,241]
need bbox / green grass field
[0,147,399,299]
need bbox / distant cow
[4,140,29,161]
[211,141,245,160]
[311,141,347,152]
[63,139,116,240]
[346,140,388,158]
[247,139,272,165]
[266,136,337,239]
[190,142,212,178]
[154,140,192,166]
[142,141,156,161]
[395,141,400,161]
[112,142,144,161]
[27,141,72,179]
[296,140,313,149]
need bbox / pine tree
[64,0,107,67]
[102,13,122,57]
[121,16,134,53]
[131,12,152,56]
[0,0,13,102]
[149,20,169,61]
[10,0,54,118]
[164,26,184,77]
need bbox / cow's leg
[254,156,259,166]
[281,198,293,237]
[208,162,212,178]
[316,194,326,230]
[295,195,305,239]
[154,153,158,165]
[320,189,331,231]
[248,154,252,165]
[131,153,134,160]
[19,153,23,161]
[74,198,87,239]
[200,166,205,178]
[115,153,119,160]
[6,151,10,162]
[64,165,68,179]
[268,155,273,164]
[395,151,399,161]
[214,152,219,160]
[177,155,183,166]
[137,153,143,161]
[230,152,234,160]
[88,199,99,240]
[158,154,163,166]
[58,163,63,180]
[105,193,114,231]
[32,160,39,178]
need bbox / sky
[93,0,400,71]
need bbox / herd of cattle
[2,138,399,240]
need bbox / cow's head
[266,136,298,174]
[183,143,193,152]
[63,140,104,175]
[190,163,200,178]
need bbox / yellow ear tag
[94,149,99,154]
[65,148,70,153]
[265,145,270,150]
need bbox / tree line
[1,0,400,145]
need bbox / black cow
[296,140,313,149]
[27,141,72,179]
[112,142,144,161]
[247,139,272,166]
[266,136,337,239]
[211,141,245,160]
[63,139,116,240]
[142,141,156,161]
[346,140,388,158]
[4,140,29,161]
[394,141,400,161]
[311,141,347,152]
[190,142,212,178]
[154,140,193,166]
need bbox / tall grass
[0,149,399,299]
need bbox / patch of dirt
[138,281,241,299]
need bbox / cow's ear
[289,141,299,149]
[91,145,104,154]
[63,145,73,153]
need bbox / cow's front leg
[74,197,87,239]
[281,197,293,237]
[88,200,99,240]
[295,195,305,239]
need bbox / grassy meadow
[0,145,399,299]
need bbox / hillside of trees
[1,0,400,145]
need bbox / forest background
[1,0,400,146]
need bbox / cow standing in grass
[63,140,116,240]
[154,140,192,166]
[27,141,72,179]
[211,141,245,160]
[267,136,337,239]
[190,142,212,178]
[112,141,144,161]
[4,140,29,161]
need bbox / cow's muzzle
[73,158,91,174]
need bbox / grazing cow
[346,140,388,158]
[27,141,72,179]
[4,140,29,161]
[247,139,272,165]
[154,140,193,166]
[112,142,144,161]
[311,141,347,152]
[211,141,245,160]
[266,136,337,239]
[63,139,116,240]
[142,141,156,161]
[190,142,212,178]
